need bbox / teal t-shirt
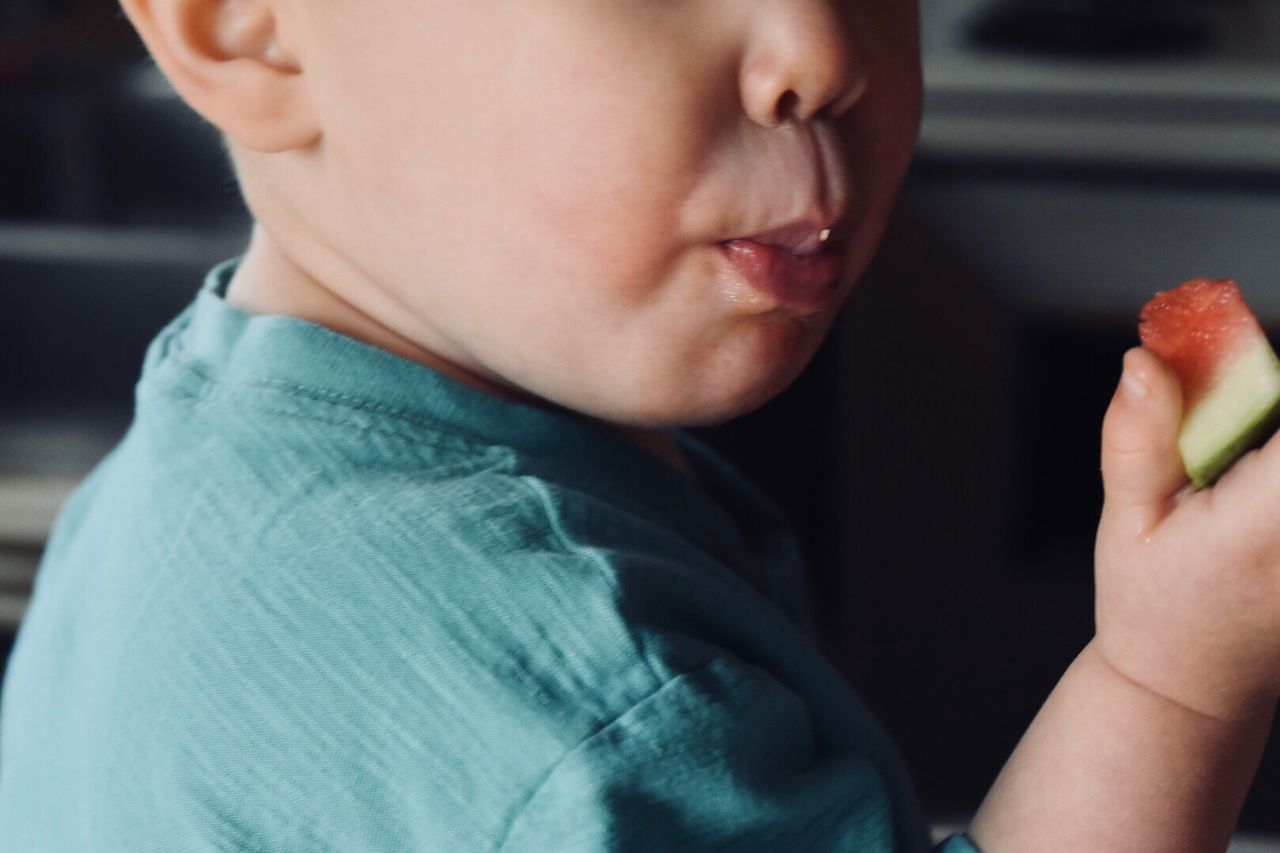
[0,261,976,852]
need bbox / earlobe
[119,0,319,153]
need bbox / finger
[1210,413,1280,504]
[1100,347,1187,535]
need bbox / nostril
[774,90,800,124]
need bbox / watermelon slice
[1139,278,1280,488]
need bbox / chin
[692,317,828,424]
[550,312,831,429]
[681,371,802,427]
[600,350,813,429]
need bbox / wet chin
[588,322,824,428]
[672,369,801,427]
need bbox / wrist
[1087,638,1279,726]
[972,639,1276,852]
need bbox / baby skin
[118,0,1279,848]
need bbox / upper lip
[725,217,845,257]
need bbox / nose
[739,0,870,127]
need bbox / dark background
[3,0,1280,837]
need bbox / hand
[1094,347,1280,722]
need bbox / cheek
[495,116,708,304]
[478,21,724,294]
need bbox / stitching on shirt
[188,394,472,451]
[195,395,468,450]
[155,356,502,450]
[151,363,499,455]
[491,660,724,852]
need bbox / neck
[616,426,694,477]
[225,226,693,478]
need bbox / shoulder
[88,459,686,846]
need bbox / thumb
[1100,347,1187,535]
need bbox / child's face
[287,1,921,426]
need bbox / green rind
[1179,342,1280,488]
[1184,396,1280,487]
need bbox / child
[2,0,1277,849]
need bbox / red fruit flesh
[1138,278,1261,405]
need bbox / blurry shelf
[0,409,124,552]
[0,549,40,588]
[0,220,248,268]
[899,178,1280,324]
[0,551,38,631]
[0,411,122,631]
[919,0,1280,175]
[0,476,80,548]
[0,595,28,632]
[921,108,1280,175]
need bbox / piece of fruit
[1139,278,1280,488]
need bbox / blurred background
[2,0,1279,842]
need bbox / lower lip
[719,240,846,311]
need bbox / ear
[119,0,319,153]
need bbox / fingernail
[1122,369,1149,399]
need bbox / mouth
[717,218,849,313]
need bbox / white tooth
[818,228,831,243]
